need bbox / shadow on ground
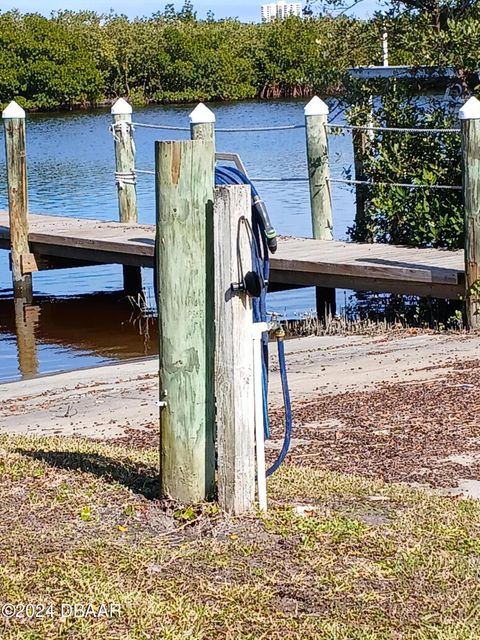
[16,448,159,500]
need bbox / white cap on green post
[304,96,329,117]
[189,103,216,124]
[459,96,480,120]
[2,100,25,119]
[111,97,132,115]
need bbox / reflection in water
[14,298,39,379]
[0,99,356,382]
[0,292,158,382]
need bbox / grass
[1,435,480,639]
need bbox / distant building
[261,2,303,22]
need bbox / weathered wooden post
[190,102,216,143]
[2,101,33,299]
[214,185,256,514]
[156,139,216,503]
[111,98,142,295]
[305,96,332,240]
[460,96,480,330]
[352,127,370,240]
[304,96,335,318]
[190,105,257,512]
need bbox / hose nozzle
[253,196,277,254]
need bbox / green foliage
[80,505,93,521]
[256,16,376,98]
[0,10,104,109]
[385,9,480,74]
[347,81,464,249]
[0,1,477,126]
[0,5,374,109]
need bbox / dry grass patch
[0,435,479,639]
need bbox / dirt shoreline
[2,331,480,495]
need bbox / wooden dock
[0,211,464,299]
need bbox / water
[0,99,355,382]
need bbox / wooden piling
[460,96,480,330]
[111,98,142,294]
[352,128,370,240]
[214,185,255,514]
[2,101,32,299]
[304,96,335,319]
[156,139,216,503]
[190,103,216,144]
[305,96,333,241]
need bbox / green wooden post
[460,96,480,330]
[190,102,216,144]
[304,96,335,319]
[111,98,142,295]
[156,139,216,503]
[2,101,32,299]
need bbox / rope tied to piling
[326,123,461,135]
[328,177,462,190]
[110,120,135,142]
[115,170,137,189]
[131,121,306,133]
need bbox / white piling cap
[459,96,480,120]
[189,103,216,124]
[111,98,132,115]
[304,96,329,117]
[2,100,25,119]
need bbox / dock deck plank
[0,212,465,298]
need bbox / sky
[0,0,382,22]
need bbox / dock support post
[460,96,480,330]
[304,96,335,320]
[190,102,216,144]
[111,98,142,295]
[214,185,255,514]
[352,127,370,240]
[2,101,32,299]
[156,139,216,503]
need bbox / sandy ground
[0,331,478,438]
[2,329,480,496]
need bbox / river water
[0,99,355,382]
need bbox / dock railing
[2,95,477,325]
[122,95,472,322]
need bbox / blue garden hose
[215,165,293,477]
[267,332,292,476]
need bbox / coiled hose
[216,166,292,476]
